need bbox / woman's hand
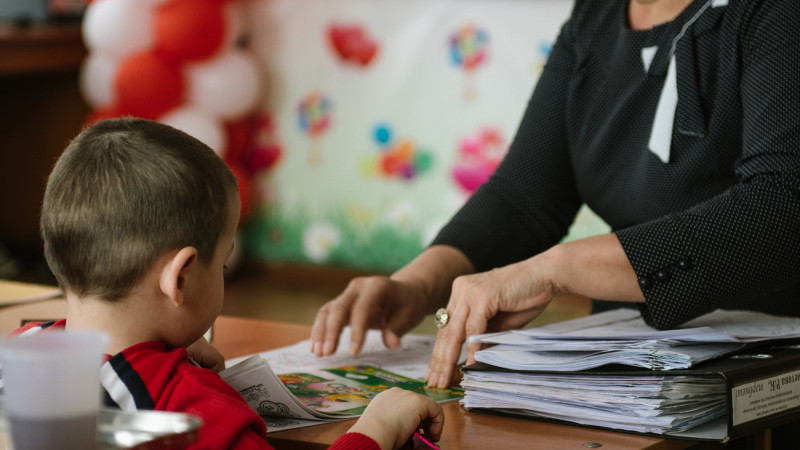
[424,234,644,388]
[425,255,556,388]
[310,276,429,357]
[310,245,475,358]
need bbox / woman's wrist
[391,245,474,312]
[537,243,570,297]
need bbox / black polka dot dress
[432,0,800,329]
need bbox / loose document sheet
[469,308,800,371]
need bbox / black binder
[461,341,800,442]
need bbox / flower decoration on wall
[78,0,277,225]
[451,127,507,195]
[364,123,434,181]
[327,23,380,67]
[297,91,333,165]
[449,23,490,100]
[302,222,342,263]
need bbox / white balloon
[160,107,226,156]
[82,0,155,57]
[186,50,261,120]
[79,52,119,109]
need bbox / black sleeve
[617,0,800,329]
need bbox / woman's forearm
[543,233,644,303]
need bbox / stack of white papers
[469,308,800,371]
[461,308,800,436]
[461,370,726,434]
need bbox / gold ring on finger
[434,308,450,329]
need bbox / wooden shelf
[0,23,86,75]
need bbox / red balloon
[226,161,256,222]
[155,0,226,62]
[224,118,253,163]
[247,144,282,173]
[114,51,184,119]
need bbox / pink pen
[413,430,440,449]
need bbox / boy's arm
[163,369,269,448]
[328,432,382,450]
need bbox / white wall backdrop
[243,0,609,271]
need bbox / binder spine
[726,358,800,439]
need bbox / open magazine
[219,329,464,431]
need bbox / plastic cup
[0,330,108,450]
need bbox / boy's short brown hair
[41,117,239,300]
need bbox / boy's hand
[346,388,444,450]
[186,337,225,372]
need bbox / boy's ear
[159,247,199,307]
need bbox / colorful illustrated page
[280,365,464,416]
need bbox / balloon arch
[79,0,281,225]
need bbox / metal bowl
[0,398,202,449]
[96,408,202,449]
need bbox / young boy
[13,117,444,449]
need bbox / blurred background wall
[1,0,609,281]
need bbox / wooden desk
[0,280,63,335]
[0,281,708,450]
[212,316,700,450]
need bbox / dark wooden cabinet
[0,23,90,249]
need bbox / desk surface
[212,315,696,450]
[0,281,697,450]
